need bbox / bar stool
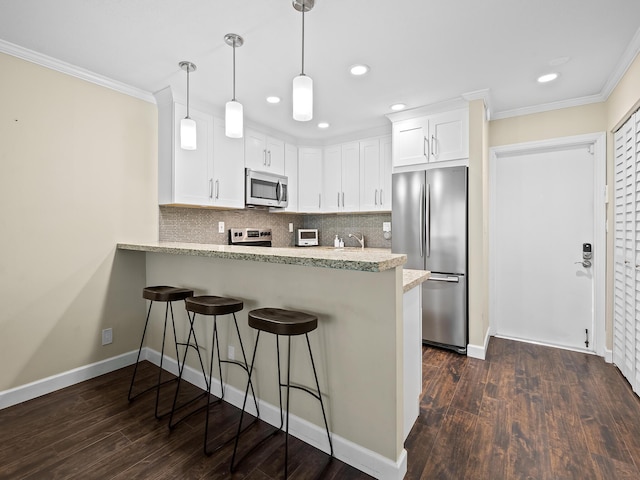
[231,307,333,479]
[168,295,259,456]
[128,285,194,419]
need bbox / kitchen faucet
[348,233,365,250]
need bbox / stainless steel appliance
[228,228,272,247]
[392,167,468,353]
[245,169,288,208]
[296,229,319,246]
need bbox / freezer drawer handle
[429,276,459,283]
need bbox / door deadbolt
[576,243,592,268]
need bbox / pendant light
[179,61,197,150]
[292,0,314,121]
[224,33,244,138]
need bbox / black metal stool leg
[153,301,171,419]
[285,335,292,479]
[305,333,333,456]
[128,300,153,401]
[233,313,260,418]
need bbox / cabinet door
[244,128,268,171]
[212,118,245,208]
[322,145,342,212]
[298,148,323,212]
[380,135,392,210]
[173,104,214,205]
[360,138,381,211]
[392,117,429,167]
[341,142,360,212]
[284,143,298,212]
[429,109,469,163]
[266,137,285,175]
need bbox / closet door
[614,111,639,393]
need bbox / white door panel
[493,145,595,351]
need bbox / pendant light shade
[180,117,197,150]
[292,0,314,122]
[225,100,243,138]
[292,74,313,121]
[179,61,197,150]
[224,33,244,138]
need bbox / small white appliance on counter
[245,168,288,208]
[296,229,319,246]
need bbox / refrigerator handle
[426,183,431,257]
[420,183,425,258]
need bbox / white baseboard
[604,347,613,364]
[1,347,407,480]
[0,350,139,410]
[467,328,492,360]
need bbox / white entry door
[490,136,604,352]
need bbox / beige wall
[0,53,158,391]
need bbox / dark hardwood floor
[3,337,640,479]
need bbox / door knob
[575,260,592,268]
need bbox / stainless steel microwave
[245,169,288,208]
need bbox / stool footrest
[279,383,322,402]
[168,392,214,429]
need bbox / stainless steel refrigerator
[392,167,468,353]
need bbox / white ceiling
[1,0,639,143]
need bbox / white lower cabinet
[156,87,244,208]
[360,135,392,211]
[298,147,323,212]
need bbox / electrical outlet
[218,221,225,233]
[228,345,235,360]
[383,222,391,232]
[289,223,294,233]
[102,328,113,345]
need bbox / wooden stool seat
[185,295,243,316]
[248,308,317,336]
[143,286,193,303]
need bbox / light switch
[218,221,225,233]
[383,222,391,232]
[289,223,294,233]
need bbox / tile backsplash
[159,206,392,249]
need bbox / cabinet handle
[423,136,429,159]
[337,192,340,207]
[380,190,384,205]
[215,180,220,199]
[431,135,437,157]
[268,150,272,166]
[375,189,378,205]
[342,191,345,207]
[263,149,267,166]
[209,179,213,198]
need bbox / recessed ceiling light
[318,122,330,129]
[266,96,281,104]
[349,64,370,76]
[537,73,559,83]
[390,103,407,111]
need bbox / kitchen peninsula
[117,241,428,480]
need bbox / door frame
[488,132,606,356]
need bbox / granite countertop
[402,269,431,293]
[117,241,406,273]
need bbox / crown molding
[601,25,640,99]
[491,93,606,120]
[462,88,492,120]
[0,39,156,104]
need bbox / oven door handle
[276,181,282,203]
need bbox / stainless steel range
[228,228,272,247]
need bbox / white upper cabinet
[156,87,244,208]
[283,143,298,212]
[322,142,360,213]
[245,128,285,175]
[298,147,323,212]
[360,135,392,211]
[212,117,245,208]
[391,107,468,168]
